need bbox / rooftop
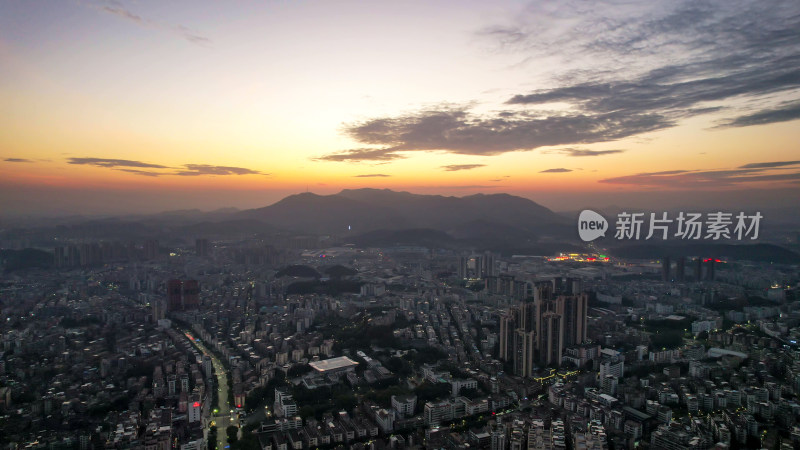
[309,356,359,373]
[623,406,652,422]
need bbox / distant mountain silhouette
[238,188,568,236]
[237,191,406,233]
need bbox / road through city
[184,332,231,450]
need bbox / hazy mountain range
[237,189,568,236]
[1,189,798,262]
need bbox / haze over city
[2,0,799,216]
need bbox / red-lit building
[233,384,245,410]
[167,279,201,311]
[188,393,202,423]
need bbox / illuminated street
[184,332,231,450]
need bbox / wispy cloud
[174,25,211,46]
[96,2,211,46]
[441,164,486,172]
[116,168,162,177]
[493,1,800,133]
[600,161,800,187]
[4,158,33,163]
[600,170,800,187]
[716,102,800,128]
[540,168,572,173]
[505,60,799,127]
[739,160,800,169]
[421,185,502,189]
[174,164,264,176]
[102,5,144,25]
[313,148,405,162]
[67,157,169,169]
[67,157,265,177]
[353,174,391,178]
[550,148,626,157]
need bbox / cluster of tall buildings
[661,256,716,282]
[54,238,217,269]
[168,279,200,311]
[485,274,529,300]
[154,279,200,321]
[499,278,588,376]
[53,239,163,267]
[458,252,496,279]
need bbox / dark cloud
[484,1,800,81]
[599,163,800,187]
[313,148,404,162]
[316,3,798,163]
[174,165,263,176]
[4,158,33,163]
[540,168,572,173]
[479,1,800,142]
[441,164,486,172]
[551,148,626,157]
[335,107,669,157]
[68,158,169,169]
[505,58,800,128]
[726,172,800,183]
[716,102,800,128]
[116,169,162,177]
[353,174,391,178]
[739,161,800,169]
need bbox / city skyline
[2,0,799,215]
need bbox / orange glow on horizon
[1,1,798,215]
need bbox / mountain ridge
[236,188,568,236]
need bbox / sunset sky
[1,0,799,215]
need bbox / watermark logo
[576,210,763,241]
[578,210,608,242]
[613,211,762,240]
